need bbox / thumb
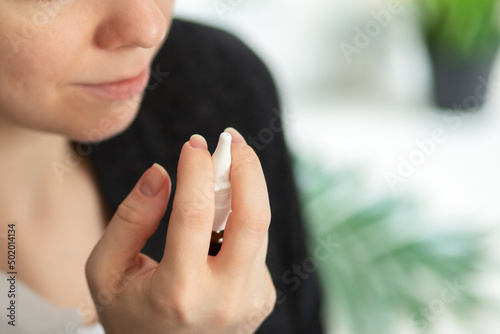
[86,163,171,283]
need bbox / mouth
[77,67,151,101]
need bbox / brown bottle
[209,230,225,256]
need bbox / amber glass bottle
[209,230,224,256]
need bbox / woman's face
[0,0,174,142]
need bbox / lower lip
[79,68,150,101]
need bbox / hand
[85,128,276,334]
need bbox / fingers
[217,128,271,272]
[158,135,215,277]
[86,164,171,284]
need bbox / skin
[0,0,276,332]
[0,0,170,139]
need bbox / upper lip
[78,68,148,86]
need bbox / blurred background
[174,0,500,333]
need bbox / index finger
[158,135,215,277]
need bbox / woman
[0,0,323,333]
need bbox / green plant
[418,0,500,62]
[293,155,494,334]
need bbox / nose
[94,0,168,50]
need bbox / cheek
[0,0,172,142]
[0,2,88,132]
[3,31,81,104]
[0,3,136,141]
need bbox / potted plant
[294,155,489,334]
[418,0,500,110]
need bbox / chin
[64,97,142,143]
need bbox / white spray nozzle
[212,132,232,231]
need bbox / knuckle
[237,207,271,237]
[84,257,96,281]
[84,255,103,288]
[115,201,146,228]
[210,310,236,328]
[209,297,240,327]
[171,205,210,231]
[263,269,277,316]
[152,289,197,325]
[235,299,272,333]
[265,288,277,316]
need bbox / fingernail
[189,134,208,150]
[224,127,246,145]
[139,163,167,197]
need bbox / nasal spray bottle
[209,132,232,256]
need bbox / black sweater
[88,19,323,333]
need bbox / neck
[0,118,74,224]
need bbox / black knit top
[88,19,323,334]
